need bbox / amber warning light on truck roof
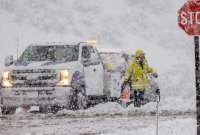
[86,40,97,45]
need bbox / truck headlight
[2,71,12,88]
[57,70,69,86]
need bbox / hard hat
[134,49,145,57]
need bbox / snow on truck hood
[7,60,81,71]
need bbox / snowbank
[56,102,195,118]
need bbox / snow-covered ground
[0,0,197,134]
[0,103,196,135]
[0,102,196,135]
[0,115,195,135]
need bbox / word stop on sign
[180,11,200,25]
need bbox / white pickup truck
[0,41,159,114]
[0,41,131,113]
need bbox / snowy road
[0,103,196,135]
[0,113,195,135]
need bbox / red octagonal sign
[178,0,200,35]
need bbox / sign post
[195,36,200,130]
[178,0,200,133]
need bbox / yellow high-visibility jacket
[124,58,155,91]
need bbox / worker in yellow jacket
[123,49,157,106]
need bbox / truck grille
[12,69,55,74]
[11,69,58,87]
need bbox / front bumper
[0,87,73,107]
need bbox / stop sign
[178,0,200,35]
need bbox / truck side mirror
[4,55,14,67]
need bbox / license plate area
[13,90,38,97]
[38,90,54,96]
[13,88,55,98]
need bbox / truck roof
[29,42,93,47]
[30,42,77,46]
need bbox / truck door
[82,46,104,96]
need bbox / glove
[156,89,160,95]
[152,73,158,78]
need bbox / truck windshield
[20,45,79,62]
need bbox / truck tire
[70,71,88,110]
[77,91,88,109]
[69,86,88,110]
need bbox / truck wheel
[69,87,88,110]
[77,92,88,109]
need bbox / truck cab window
[82,46,91,59]
[19,45,79,62]
[82,46,100,66]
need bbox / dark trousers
[130,90,145,101]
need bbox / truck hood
[7,60,81,71]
